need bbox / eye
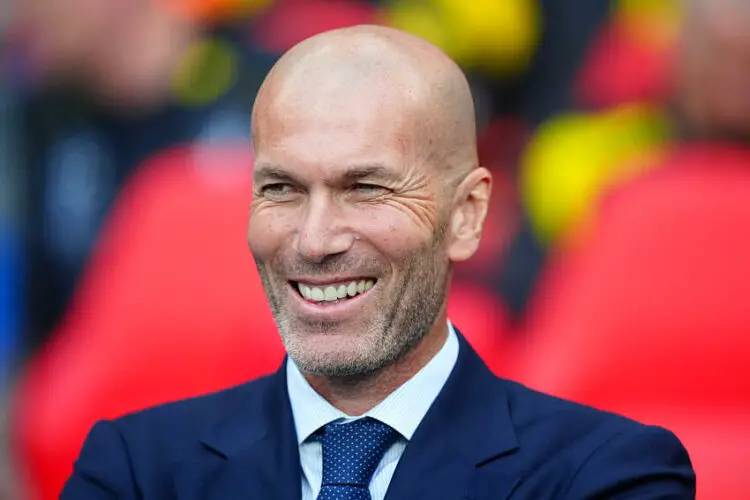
[261,183,297,199]
[352,183,388,196]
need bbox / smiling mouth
[290,279,376,304]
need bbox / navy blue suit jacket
[62,334,695,499]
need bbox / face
[248,83,461,378]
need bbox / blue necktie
[314,417,400,500]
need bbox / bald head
[251,25,478,183]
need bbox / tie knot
[314,417,400,490]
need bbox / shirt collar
[286,322,460,444]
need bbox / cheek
[358,207,436,261]
[247,209,292,261]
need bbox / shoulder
[496,379,695,496]
[111,373,276,448]
[83,373,279,468]
[501,378,640,436]
[60,376,280,500]
[62,374,280,499]
[499,377,677,451]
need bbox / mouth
[289,278,376,306]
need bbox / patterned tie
[314,417,400,500]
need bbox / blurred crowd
[1,0,750,498]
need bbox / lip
[287,280,376,319]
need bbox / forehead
[253,82,423,179]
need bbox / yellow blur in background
[384,0,541,76]
[521,104,671,245]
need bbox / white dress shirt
[286,322,460,500]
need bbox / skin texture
[248,25,491,415]
[673,0,750,141]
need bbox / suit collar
[443,331,519,465]
[181,330,519,500]
[197,329,518,463]
[384,331,520,500]
[199,365,291,457]
[286,322,460,443]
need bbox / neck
[303,320,450,416]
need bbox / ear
[447,167,492,262]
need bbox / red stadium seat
[575,13,675,109]
[11,144,285,500]
[252,0,377,53]
[516,143,750,499]
[11,142,512,499]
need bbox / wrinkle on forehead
[251,25,479,189]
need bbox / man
[62,26,695,499]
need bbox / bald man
[62,26,695,500]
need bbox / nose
[294,192,355,263]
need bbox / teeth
[310,287,324,301]
[297,279,375,303]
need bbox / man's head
[248,25,491,378]
[674,0,750,141]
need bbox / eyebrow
[341,164,393,182]
[253,163,397,184]
[253,164,296,183]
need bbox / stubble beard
[255,221,451,379]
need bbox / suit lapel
[170,333,522,500]
[385,333,520,500]
[172,361,301,500]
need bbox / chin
[286,332,389,377]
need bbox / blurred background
[1,0,749,497]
